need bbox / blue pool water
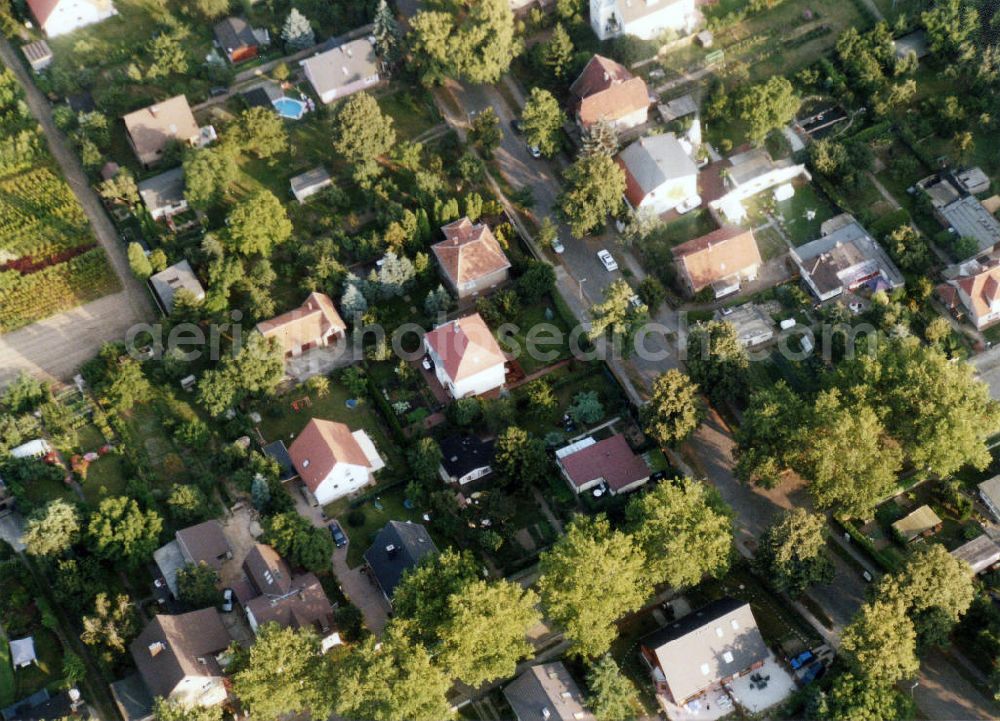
[273,97,306,120]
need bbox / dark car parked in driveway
[329,521,347,548]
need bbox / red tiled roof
[424,313,506,383]
[672,227,762,292]
[560,434,649,493]
[569,55,650,127]
[256,292,346,356]
[433,218,510,288]
[958,265,1000,319]
[288,419,371,492]
[26,0,59,27]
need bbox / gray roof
[727,148,783,186]
[110,674,154,721]
[130,609,231,700]
[979,475,1000,507]
[263,440,296,481]
[290,166,332,195]
[641,597,769,704]
[503,663,595,721]
[792,217,904,297]
[21,39,52,65]
[301,36,379,96]
[214,17,257,52]
[149,260,205,314]
[659,93,698,122]
[940,196,1000,255]
[618,133,697,196]
[137,167,185,213]
[176,520,230,569]
[950,534,1000,574]
[364,520,438,601]
[893,30,929,59]
[153,539,185,597]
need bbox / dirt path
[0,38,151,386]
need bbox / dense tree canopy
[521,87,566,157]
[588,280,648,351]
[754,509,833,597]
[176,562,222,609]
[559,154,625,238]
[586,655,639,721]
[197,333,285,416]
[22,498,80,557]
[813,672,915,721]
[538,516,647,658]
[231,107,287,159]
[493,426,549,487]
[733,381,806,488]
[333,92,396,180]
[261,512,334,574]
[627,479,732,588]
[840,599,919,684]
[685,321,749,407]
[225,190,293,256]
[87,496,163,568]
[737,76,800,144]
[641,369,702,447]
[183,148,237,209]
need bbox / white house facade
[28,0,118,37]
[590,0,697,41]
[423,314,507,400]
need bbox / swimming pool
[272,97,306,120]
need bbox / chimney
[542,708,551,720]
[386,544,398,558]
[149,641,165,657]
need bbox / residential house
[589,0,698,41]
[9,439,51,459]
[287,418,385,505]
[938,260,1000,329]
[301,36,380,104]
[130,609,232,710]
[979,475,1000,522]
[149,260,205,315]
[290,166,333,204]
[364,520,438,603]
[21,40,53,72]
[714,303,776,347]
[241,544,341,651]
[503,663,595,721]
[262,440,297,482]
[438,434,495,485]
[122,96,206,168]
[1,688,89,721]
[256,292,346,358]
[791,215,904,301]
[153,520,232,598]
[917,171,1000,258]
[951,534,1000,575]
[138,167,187,221]
[672,226,761,298]
[556,434,650,496]
[569,55,650,131]
[640,597,768,706]
[708,148,810,222]
[0,477,14,515]
[432,217,511,299]
[891,505,943,543]
[423,314,507,399]
[26,0,116,37]
[109,674,154,721]
[617,133,700,215]
[213,17,259,64]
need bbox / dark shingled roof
[110,674,154,721]
[503,663,595,721]
[263,440,297,482]
[214,17,257,52]
[439,434,495,481]
[364,521,438,601]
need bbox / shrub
[346,509,366,527]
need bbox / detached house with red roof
[424,313,506,399]
[288,418,385,505]
[618,133,700,216]
[556,434,651,496]
[256,292,346,359]
[672,226,762,298]
[432,217,511,299]
[939,261,1000,330]
[569,55,650,131]
[27,0,116,37]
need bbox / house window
[722,651,734,664]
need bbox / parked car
[221,588,234,613]
[551,236,565,254]
[209,87,228,97]
[597,249,618,272]
[329,521,347,548]
[527,144,541,159]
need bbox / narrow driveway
[0,38,152,385]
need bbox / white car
[551,237,565,254]
[597,249,618,272]
[528,144,541,159]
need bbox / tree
[586,655,639,721]
[226,190,293,256]
[197,333,285,416]
[393,549,479,642]
[737,76,800,144]
[179,0,228,21]
[408,0,519,86]
[755,509,833,596]
[183,147,237,209]
[374,252,416,296]
[686,321,749,407]
[541,23,574,79]
[127,242,152,279]
[568,390,604,425]
[87,496,163,568]
[22,499,80,557]
[802,390,902,518]
[262,512,334,573]
[840,599,919,684]
[251,474,271,511]
[883,224,930,273]
[233,624,331,719]
[637,276,666,312]
[560,154,625,237]
[333,92,396,180]
[734,381,806,488]
[521,88,566,157]
[493,427,549,487]
[97,169,139,206]
[878,544,974,630]
[281,8,314,50]
[642,369,702,446]
[408,437,443,483]
[588,279,648,349]
[537,516,647,658]
[524,379,558,419]
[516,259,556,303]
[153,698,223,721]
[814,672,914,721]
[424,284,452,316]
[176,562,222,608]
[146,27,190,78]
[233,106,287,159]
[581,119,619,158]
[922,0,979,56]
[81,593,139,661]
[373,0,401,63]
[627,479,732,588]
[470,107,502,158]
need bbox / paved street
[0,38,152,387]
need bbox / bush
[346,509,366,528]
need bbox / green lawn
[377,86,442,141]
[18,473,75,508]
[517,364,626,440]
[82,454,129,505]
[11,629,63,700]
[499,296,574,375]
[0,637,14,707]
[763,182,838,246]
[324,485,427,568]
[754,224,789,261]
